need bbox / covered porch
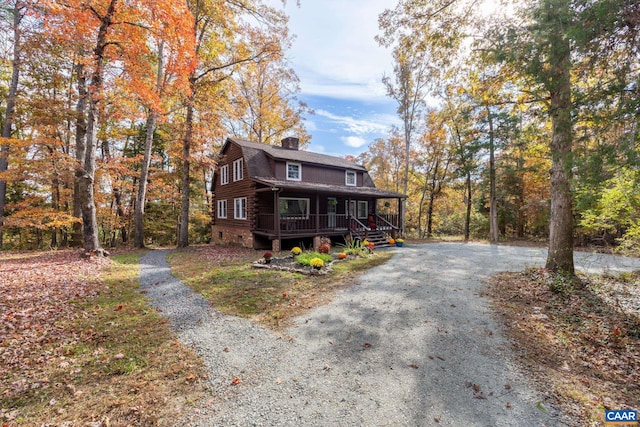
[252,179,405,249]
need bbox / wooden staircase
[357,229,392,248]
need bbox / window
[217,199,227,219]
[357,201,368,219]
[345,170,357,186]
[233,158,243,181]
[286,162,301,181]
[220,165,229,185]
[234,197,247,219]
[279,197,309,219]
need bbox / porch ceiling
[253,177,406,199]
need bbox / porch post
[399,197,404,236]
[274,188,280,241]
[315,194,320,233]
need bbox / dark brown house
[211,136,405,250]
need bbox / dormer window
[233,158,243,181]
[286,162,301,181]
[345,170,357,186]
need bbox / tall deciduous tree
[41,0,195,255]
[229,29,310,145]
[0,1,25,248]
[177,0,287,247]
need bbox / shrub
[388,238,395,245]
[291,246,302,255]
[318,243,330,254]
[296,251,333,266]
[309,258,324,268]
[338,252,347,260]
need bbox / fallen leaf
[408,363,419,369]
[231,377,241,385]
[363,342,371,348]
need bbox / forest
[1,0,639,268]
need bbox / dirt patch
[486,268,640,426]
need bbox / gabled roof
[220,137,405,199]
[225,137,367,172]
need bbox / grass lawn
[168,245,393,329]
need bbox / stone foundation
[212,225,254,248]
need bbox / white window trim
[233,158,243,182]
[280,197,310,219]
[286,162,302,181]
[220,165,229,185]
[234,197,247,220]
[217,199,227,219]
[345,170,357,186]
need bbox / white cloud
[315,109,390,135]
[341,136,368,148]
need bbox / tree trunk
[72,62,88,247]
[487,107,499,243]
[426,159,440,238]
[78,0,118,256]
[417,185,427,238]
[178,95,195,248]
[134,41,163,248]
[0,3,23,248]
[464,171,472,241]
[545,0,574,274]
[134,111,157,248]
[427,191,435,237]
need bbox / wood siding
[274,162,367,187]
[212,142,255,232]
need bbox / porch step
[360,230,392,248]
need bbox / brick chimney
[281,136,299,150]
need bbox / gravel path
[139,243,640,427]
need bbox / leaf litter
[487,267,640,426]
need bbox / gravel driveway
[139,242,640,427]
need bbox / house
[211,136,405,251]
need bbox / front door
[328,198,337,228]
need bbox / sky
[269,0,401,158]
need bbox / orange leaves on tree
[38,0,196,111]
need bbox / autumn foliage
[0,0,304,250]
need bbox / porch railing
[255,213,400,236]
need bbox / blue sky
[271,0,401,158]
